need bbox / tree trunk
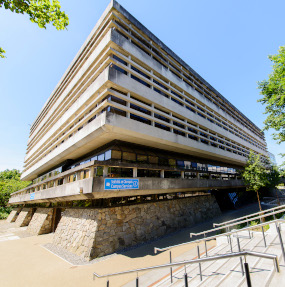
[256,189,262,212]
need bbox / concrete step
[217,234,279,287]
[160,234,264,287]
[148,242,229,287]
[195,234,269,287]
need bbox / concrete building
[8,1,268,260]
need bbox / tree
[242,151,269,211]
[0,0,69,58]
[0,169,31,219]
[267,164,282,205]
[258,46,285,147]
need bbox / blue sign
[104,178,139,190]
[30,192,35,200]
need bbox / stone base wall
[53,195,221,260]
[27,208,53,235]
[6,208,22,223]
[15,208,34,227]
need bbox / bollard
[184,272,188,287]
[197,245,202,281]
[244,262,252,287]
[169,251,173,283]
[276,224,285,263]
[237,236,244,276]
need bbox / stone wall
[27,208,53,235]
[53,195,221,260]
[15,208,35,227]
[6,207,22,223]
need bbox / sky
[0,0,284,172]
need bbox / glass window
[149,156,158,164]
[98,153,105,161]
[137,154,148,163]
[184,161,191,169]
[111,150,121,160]
[177,160,185,168]
[108,167,133,177]
[123,152,136,162]
[191,162,197,170]
[95,166,103,177]
[149,170,160,177]
[164,171,181,178]
[137,169,160,177]
[159,157,168,166]
[105,150,111,160]
[185,172,197,179]
[169,159,176,167]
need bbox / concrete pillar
[160,170,164,178]
[181,171,185,179]
[103,166,108,178]
[133,167,138,178]
[90,167,94,178]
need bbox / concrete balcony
[9,176,245,205]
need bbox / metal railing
[154,218,285,283]
[93,251,279,287]
[213,203,285,228]
[190,207,285,238]
[154,207,285,255]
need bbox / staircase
[119,225,284,287]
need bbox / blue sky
[0,0,284,171]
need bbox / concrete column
[181,171,185,179]
[90,167,94,178]
[160,170,164,178]
[103,166,108,178]
[196,172,200,179]
[63,176,67,184]
[126,92,131,118]
[133,167,138,178]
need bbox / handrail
[154,218,285,253]
[213,204,285,227]
[190,207,285,238]
[93,251,279,280]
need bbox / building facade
[8,1,268,260]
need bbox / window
[123,152,136,162]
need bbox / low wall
[6,207,22,223]
[27,208,53,235]
[53,195,221,260]
[15,208,34,227]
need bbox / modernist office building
[8,1,268,260]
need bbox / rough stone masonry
[53,195,221,261]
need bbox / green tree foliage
[0,169,31,219]
[258,46,285,146]
[242,151,270,211]
[0,0,69,58]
